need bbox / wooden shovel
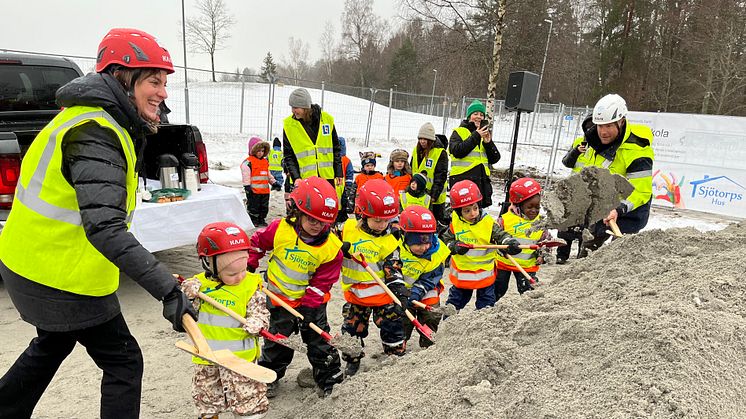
[505,253,539,288]
[175,314,277,383]
[410,300,457,317]
[196,292,307,353]
[350,253,435,343]
[458,238,567,251]
[607,219,624,238]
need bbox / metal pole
[321,81,325,108]
[387,87,393,142]
[429,69,437,115]
[365,88,376,147]
[181,0,190,123]
[266,76,274,141]
[460,95,467,119]
[537,19,553,108]
[546,103,564,185]
[269,79,276,140]
[441,97,448,135]
[501,111,522,216]
[239,80,245,133]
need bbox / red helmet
[96,28,175,74]
[290,176,338,224]
[509,177,542,204]
[197,222,250,257]
[449,180,483,208]
[355,179,399,219]
[399,205,436,233]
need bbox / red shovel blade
[537,238,567,248]
[411,318,435,342]
[259,329,287,343]
[319,330,334,342]
[456,242,475,249]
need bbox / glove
[162,286,198,333]
[448,241,470,256]
[517,275,538,294]
[296,305,320,331]
[388,282,410,305]
[407,286,425,309]
[243,185,252,194]
[247,265,256,273]
[504,238,522,255]
[179,278,201,300]
[341,241,352,258]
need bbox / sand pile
[300,223,746,418]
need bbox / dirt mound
[300,223,746,418]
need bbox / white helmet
[592,94,627,124]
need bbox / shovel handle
[351,253,417,323]
[260,288,332,342]
[410,300,432,311]
[608,219,623,238]
[181,314,211,355]
[505,253,538,286]
[458,243,538,250]
[198,292,250,326]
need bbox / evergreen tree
[260,52,278,82]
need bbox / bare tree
[186,0,235,82]
[285,37,310,84]
[319,21,337,80]
[341,0,388,87]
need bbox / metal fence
[4,49,591,183]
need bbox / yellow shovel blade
[175,341,277,384]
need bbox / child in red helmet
[180,222,270,419]
[442,180,522,311]
[247,176,344,399]
[336,179,406,376]
[241,136,276,227]
[495,177,553,300]
[397,205,450,348]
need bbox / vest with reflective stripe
[341,219,399,306]
[192,272,261,365]
[410,146,447,204]
[449,214,497,289]
[266,219,341,305]
[399,190,431,210]
[449,127,489,176]
[269,149,283,171]
[0,106,137,296]
[283,112,335,180]
[496,211,543,273]
[584,123,655,213]
[247,156,270,194]
[400,240,449,305]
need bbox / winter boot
[316,385,333,398]
[344,360,361,377]
[266,381,279,399]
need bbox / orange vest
[247,156,270,195]
[385,173,412,194]
[341,155,351,178]
[354,172,384,190]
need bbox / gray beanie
[418,122,436,141]
[289,88,312,108]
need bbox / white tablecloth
[130,183,252,252]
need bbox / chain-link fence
[4,49,590,182]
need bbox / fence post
[239,79,246,133]
[546,103,565,186]
[387,88,393,142]
[321,81,325,108]
[266,77,275,142]
[365,88,376,147]
[460,96,467,119]
[441,97,449,135]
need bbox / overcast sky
[1,0,402,73]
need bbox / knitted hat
[249,137,270,157]
[387,149,411,175]
[339,136,347,156]
[405,232,433,246]
[466,99,486,118]
[289,88,312,108]
[410,173,428,191]
[360,151,376,167]
[418,122,436,141]
[248,136,262,153]
[272,137,281,148]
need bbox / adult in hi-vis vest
[410,122,448,224]
[282,88,344,200]
[448,100,501,208]
[0,29,196,418]
[580,94,655,254]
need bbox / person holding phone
[448,99,501,209]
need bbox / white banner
[628,112,746,219]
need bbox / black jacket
[447,120,501,207]
[412,142,449,203]
[2,73,177,331]
[282,104,343,182]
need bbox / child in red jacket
[354,151,384,190]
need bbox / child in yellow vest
[443,180,522,311]
[180,222,269,419]
[337,179,404,377]
[396,205,450,348]
[495,178,553,300]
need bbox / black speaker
[504,71,539,112]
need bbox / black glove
[296,305,320,331]
[407,286,425,309]
[243,185,252,194]
[340,241,352,258]
[505,238,522,255]
[388,282,410,305]
[162,286,198,332]
[448,241,470,256]
[517,275,537,294]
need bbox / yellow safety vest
[584,123,655,213]
[192,272,261,365]
[0,106,137,296]
[269,149,283,172]
[283,111,335,180]
[450,214,497,273]
[449,127,489,176]
[495,211,543,269]
[569,136,589,173]
[340,219,399,304]
[266,219,341,301]
[410,146,447,205]
[399,190,431,210]
[399,239,449,302]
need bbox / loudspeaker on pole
[504,71,540,113]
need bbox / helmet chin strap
[200,255,219,279]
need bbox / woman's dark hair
[111,67,162,93]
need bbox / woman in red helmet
[0,28,195,418]
[495,177,554,301]
[336,179,405,377]
[247,176,344,399]
[180,222,270,419]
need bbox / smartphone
[480,119,493,130]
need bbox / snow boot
[345,360,360,377]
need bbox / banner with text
[628,112,746,219]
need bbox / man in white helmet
[580,94,655,254]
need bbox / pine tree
[260,52,278,82]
